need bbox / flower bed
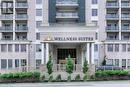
[95,70,130,80]
[0,72,40,83]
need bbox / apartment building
[0,0,130,73]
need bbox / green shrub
[95,70,129,77]
[67,75,71,82]
[83,74,88,81]
[75,74,81,81]
[33,72,40,79]
[0,72,40,79]
[47,56,53,75]
[41,75,46,81]
[83,58,88,74]
[48,75,53,82]
[13,73,19,78]
[55,74,61,82]
[66,55,74,74]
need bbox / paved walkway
[0,81,130,87]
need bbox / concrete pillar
[91,43,95,64]
[45,43,49,64]
[41,43,45,64]
[87,43,90,64]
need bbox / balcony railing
[106,14,119,20]
[121,3,130,8]
[0,15,13,20]
[121,27,130,32]
[15,26,28,32]
[0,26,13,32]
[56,13,78,18]
[106,3,119,8]
[15,14,28,20]
[121,14,130,20]
[15,3,28,8]
[56,0,78,6]
[1,37,13,40]
[107,38,119,40]
[106,26,119,32]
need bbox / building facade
[0,0,130,73]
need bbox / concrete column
[45,43,49,64]
[87,43,90,64]
[42,0,49,26]
[41,43,45,64]
[91,43,95,64]
[13,0,16,40]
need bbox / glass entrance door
[57,49,76,64]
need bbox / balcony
[106,2,119,8]
[15,26,28,32]
[15,3,28,8]
[15,14,28,20]
[106,37,119,40]
[0,15,13,20]
[106,26,119,32]
[121,14,130,20]
[1,36,13,40]
[56,0,78,8]
[121,3,130,8]
[121,27,130,32]
[0,26,13,32]
[56,13,78,19]
[106,14,119,20]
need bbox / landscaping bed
[0,72,40,83]
[95,70,130,80]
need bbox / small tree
[46,55,53,75]
[66,55,74,81]
[83,58,88,74]
[102,56,106,66]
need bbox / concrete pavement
[0,81,130,87]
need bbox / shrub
[47,56,53,75]
[0,72,40,79]
[41,75,46,81]
[75,74,81,81]
[33,72,40,79]
[66,55,74,74]
[95,70,129,77]
[67,75,71,82]
[55,74,61,82]
[48,75,53,82]
[83,58,88,74]
[83,74,88,81]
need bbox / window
[36,21,42,28]
[92,0,97,4]
[36,44,42,52]
[115,59,119,66]
[36,33,40,40]
[92,9,98,16]
[21,59,27,66]
[21,44,26,52]
[122,44,126,52]
[1,44,7,52]
[106,59,113,65]
[94,44,98,52]
[15,59,19,67]
[36,0,42,4]
[127,44,130,52]
[15,44,19,52]
[8,59,12,68]
[8,44,12,52]
[115,44,119,52]
[127,59,130,69]
[122,59,126,69]
[107,44,113,52]
[36,59,41,69]
[36,9,42,16]
[1,59,7,69]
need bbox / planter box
[0,77,39,83]
[95,75,130,80]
